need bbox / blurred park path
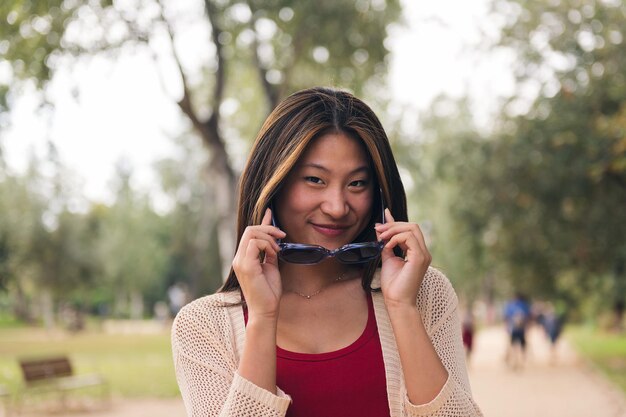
[470,325,626,417]
[13,325,626,417]
[14,397,186,417]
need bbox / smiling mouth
[311,223,349,237]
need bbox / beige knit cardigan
[172,267,483,416]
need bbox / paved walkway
[12,326,626,417]
[470,326,626,417]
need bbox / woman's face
[275,131,374,250]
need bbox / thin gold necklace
[291,272,349,300]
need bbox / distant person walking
[462,308,475,363]
[503,293,531,370]
[537,302,564,363]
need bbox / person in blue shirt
[503,293,531,370]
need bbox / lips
[311,223,350,237]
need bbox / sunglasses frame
[271,188,386,265]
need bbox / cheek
[354,195,375,223]
[276,183,311,217]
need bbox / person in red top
[172,87,483,416]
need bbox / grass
[0,322,180,398]
[567,326,626,394]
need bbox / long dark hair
[220,87,407,293]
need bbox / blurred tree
[153,133,223,297]
[30,143,98,327]
[0,146,99,324]
[402,96,504,303]
[94,160,168,319]
[415,0,626,317]
[492,0,626,303]
[0,160,47,322]
[0,0,402,282]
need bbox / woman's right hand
[232,208,286,319]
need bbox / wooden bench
[18,356,109,410]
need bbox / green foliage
[0,0,401,121]
[246,0,400,95]
[97,163,168,309]
[0,0,402,315]
[405,1,626,316]
[486,0,626,299]
[0,153,172,320]
[568,326,626,394]
[0,1,75,90]
[401,96,509,302]
[153,134,224,297]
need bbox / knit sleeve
[404,268,483,417]
[171,295,291,417]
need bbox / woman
[172,87,483,416]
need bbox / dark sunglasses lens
[280,248,326,264]
[336,244,382,264]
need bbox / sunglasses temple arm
[269,206,283,244]
[380,187,386,225]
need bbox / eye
[349,179,369,187]
[304,176,324,184]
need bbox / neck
[280,262,361,295]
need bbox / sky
[2,0,515,207]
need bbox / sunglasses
[271,189,386,265]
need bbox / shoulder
[171,291,243,354]
[416,267,460,332]
[181,291,240,312]
[174,292,235,323]
[417,267,458,308]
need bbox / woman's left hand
[375,209,432,308]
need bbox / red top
[245,293,390,417]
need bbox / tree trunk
[130,290,144,320]
[211,162,236,281]
[189,117,238,284]
[189,163,218,296]
[114,290,128,318]
[12,282,32,323]
[40,289,55,329]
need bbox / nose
[320,189,349,219]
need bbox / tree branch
[251,32,279,109]
[277,24,306,101]
[246,2,279,109]
[204,0,226,121]
[153,2,202,132]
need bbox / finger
[388,233,431,265]
[265,208,286,238]
[377,222,428,253]
[384,231,413,252]
[412,226,429,254]
[376,223,416,244]
[384,232,427,260]
[375,208,396,234]
[380,239,398,263]
[245,238,279,265]
[263,246,279,266]
[261,208,272,225]
[241,225,286,243]
[385,208,395,223]
[242,226,286,239]
[243,229,283,252]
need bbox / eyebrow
[300,163,371,175]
